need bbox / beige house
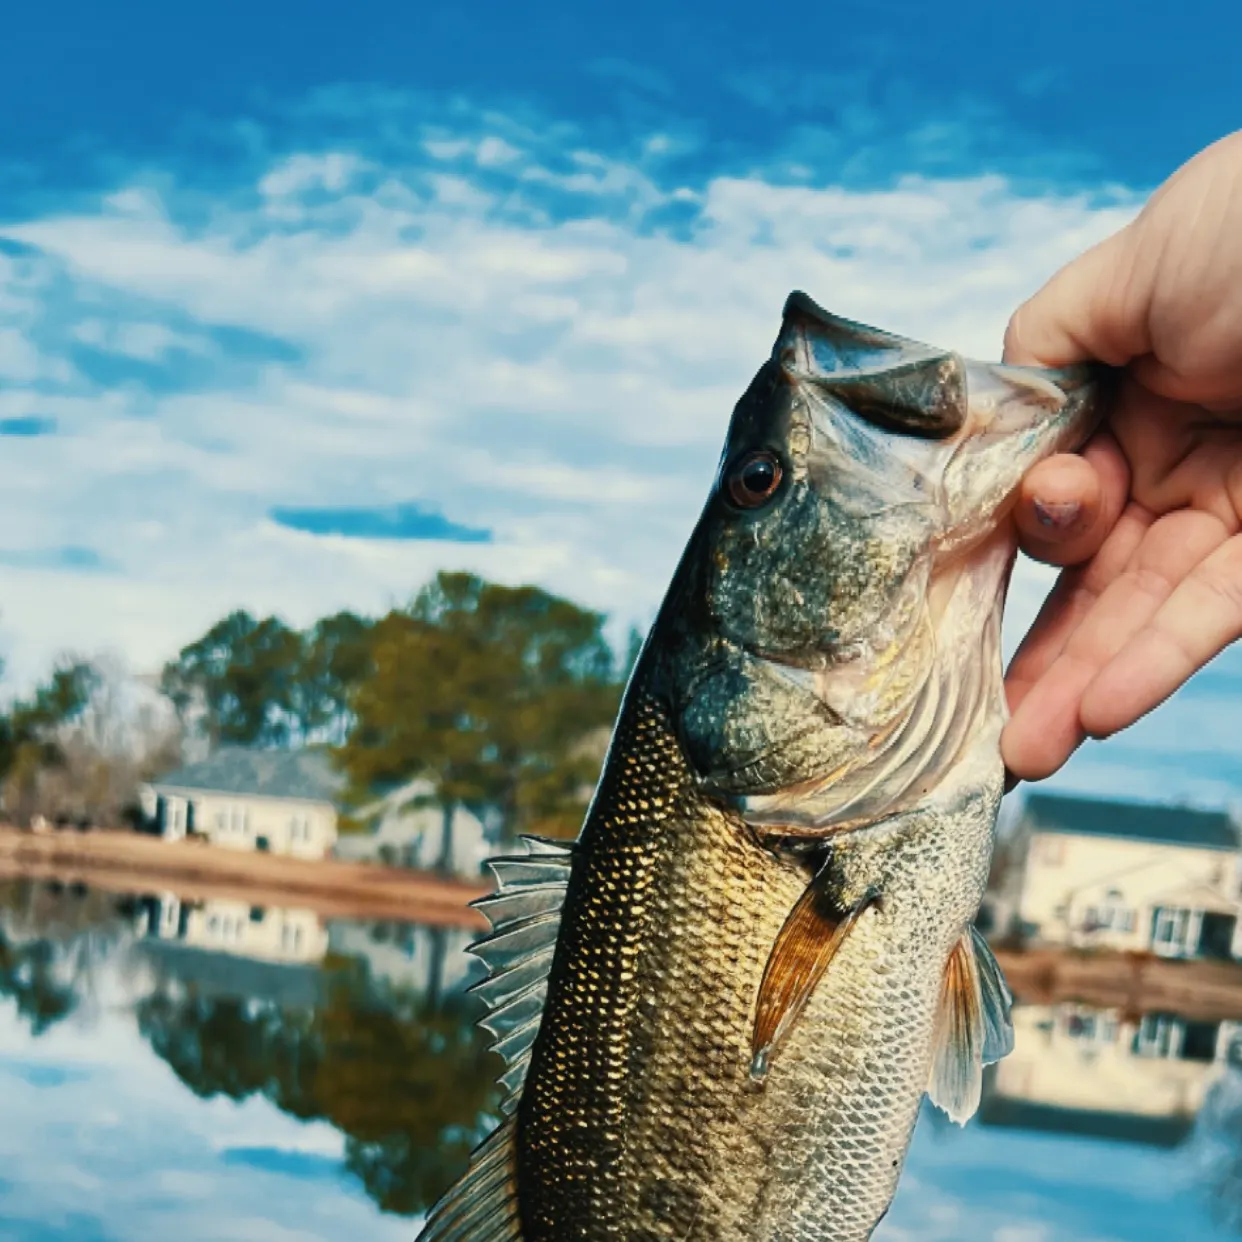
[981,1002,1236,1146]
[1015,793,1242,960]
[142,748,343,860]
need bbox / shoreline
[0,824,490,928]
[5,825,1242,1020]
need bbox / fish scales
[419,291,1109,1242]
[519,689,995,1242]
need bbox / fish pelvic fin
[416,1117,523,1242]
[750,874,879,1084]
[927,924,1015,1126]
[467,834,574,1116]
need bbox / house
[1015,793,1242,959]
[332,776,492,877]
[141,748,343,860]
[979,1002,1238,1147]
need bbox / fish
[419,291,1109,1242]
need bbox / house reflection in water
[327,919,479,998]
[980,1002,1240,1146]
[132,893,329,965]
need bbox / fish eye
[725,450,784,510]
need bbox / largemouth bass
[420,292,1107,1242]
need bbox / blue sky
[0,2,1241,805]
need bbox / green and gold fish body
[418,292,1110,1242]
[519,690,997,1242]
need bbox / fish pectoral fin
[750,878,878,1084]
[927,926,1015,1126]
[416,1118,522,1242]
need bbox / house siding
[149,787,338,860]
[1018,829,1242,958]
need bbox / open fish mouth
[694,292,1110,836]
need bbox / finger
[1003,225,1148,369]
[1004,502,1152,716]
[1002,509,1225,779]
[1015,434,1130,567]
[1080,533,1242,737]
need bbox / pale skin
[1003,129,1242,784]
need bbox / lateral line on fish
[749,876,880,1084]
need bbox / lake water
[2,876,1241,1242]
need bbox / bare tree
[8,654,184,828]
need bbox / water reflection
[981,1002,1235,1147]
[0,877,500,1221]
[5,875,1242,1238]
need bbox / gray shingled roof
[151,747,345,805]
[1024,792,1239,852]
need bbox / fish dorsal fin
[750,874,879,1083]
[467,834,573,1116]
[927,926,1015,1125]
[416,1117,521,1242]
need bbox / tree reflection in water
[136,958,500,1214]
[1195,1054,1242,1235]
[0,879,502,1217]
[0,877,127,1035]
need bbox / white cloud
[8,105,1223,806]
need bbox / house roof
[1024,792,1239,852]
[151,747,345,805]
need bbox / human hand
[1001,130,1242,784]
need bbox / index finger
[1003,225,1148,370]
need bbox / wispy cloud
[0,546,115,573]
[269,502,491,544]
[5,93,1220,808]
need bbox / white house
[980,1002,1238,1147]
[332,776,492,878]
[141,748,343,860]
[1015,793,1242,960]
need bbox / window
[1152,907,1194,956]
[1182,1021,1221,1063]
[1088,891,1135,934]
[1135,1014,1179,1058]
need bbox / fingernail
[1032,499,1082,530]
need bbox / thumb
[1003,224,1149,369]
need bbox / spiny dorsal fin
[750,874,879,1083]
[416,1118,520,1242]
[927,925,1015,1125]
[466,835,573,1115]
